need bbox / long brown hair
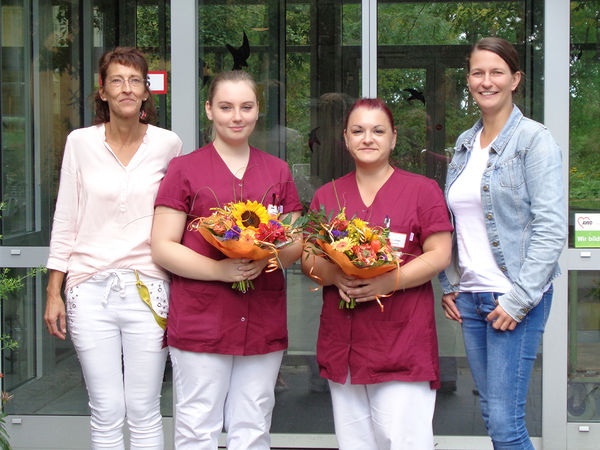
[468,37,521,75]
[93,47,157,125]
[206,70,258,105]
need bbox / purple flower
[331,229,348,239]
[224,226,241,241]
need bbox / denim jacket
[439,105,567,321]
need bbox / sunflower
[230,201,271,230]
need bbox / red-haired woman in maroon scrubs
[303,98,453,450]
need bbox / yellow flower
[230,201,271,230]
[352,218,367,231]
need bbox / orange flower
[370,238,382,253]
[239,228,256,244]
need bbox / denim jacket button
[483,185,489,191]
[492,241,499,247]
[517,315,524,320]
[487,162,492,168]
[500,265,507,271]
[487,213,493,220]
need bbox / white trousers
[66,270,168,450]
[169,348,284,450]
[328,376,436,450]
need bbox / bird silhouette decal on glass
[403,88,425,105]
[226,31,250,70]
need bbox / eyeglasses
[106,76,147,89]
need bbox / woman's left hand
[487,304,518,331]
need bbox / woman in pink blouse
[44,47,182,450]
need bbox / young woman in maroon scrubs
[302,98,453,450]
[151,71,302,449]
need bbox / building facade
[0,1,598,449]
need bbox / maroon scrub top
[309,168,452,388]
[155,143,302,355]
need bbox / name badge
[388,231,407,249]
[267,204,283,215]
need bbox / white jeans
[169,348,284,450]
[66,270,168,450]
[328,376,436,450]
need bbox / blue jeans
[456,288,552,450]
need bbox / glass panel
[1,1,45,245]
[569,1,600,246]
[377,0,544,438]
[1,269,38,393]
[568,271,600,422]
[2,269,174,417]
[136,1,171,128]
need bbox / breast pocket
[497,155,525,189]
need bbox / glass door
[195,1,362,442]
[567,3,600,447]
[1,1,174,448]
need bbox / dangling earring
[140,97,148,120]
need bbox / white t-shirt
[47,123,183,290]
[447,129,512,293]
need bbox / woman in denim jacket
[440,37,567,449]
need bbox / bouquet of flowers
[302,206,401,310]
[188,200,294,292]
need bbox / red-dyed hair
[344,98,395,130]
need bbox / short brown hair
[93,47,157,125]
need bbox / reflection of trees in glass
[342,4,361,45]
[193,1,539,178]
[378,2,525,45]
[440,2,527,43]
[196,4,280,147]
[570,2,600,208]
[379,69,427,174]
[286,5,311,168]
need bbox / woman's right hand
[44,291,67,340]
[215,258,256,283]
[44,270,67,340]
[333,272,359,306]
[441,292,462,323]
